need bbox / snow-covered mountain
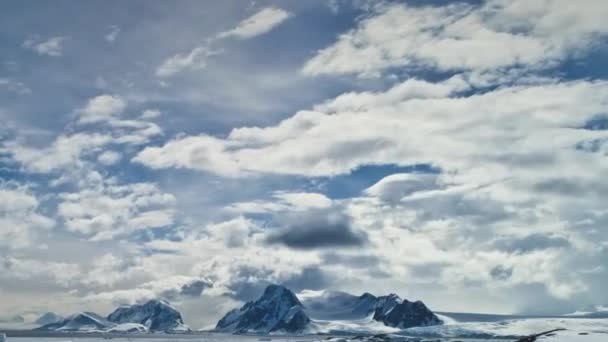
[37,299,188,333]
[37,312,114,331]
[215,285,441,334]
[300,289,441,330]
[215,284,311,333]
[34,312,64,326]
[107,299,189,332]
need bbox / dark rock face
[353,292,442,329]
[371,294,403,320]
[215,284,311,333]
[378,299,442,328]
[107,299,187,332]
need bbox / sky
[1,0,608,329]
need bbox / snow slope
[395,316,608,340]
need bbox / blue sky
[1,0,608,328]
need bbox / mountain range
[215,284,442,333]
[30,284,441,334]
[37,299,189,333]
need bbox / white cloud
[3,133,112,173]
[154,7,290,79]
[2,94,162,174]
[0,78,31,95]
[228,191,332,214]
[97,150,122,165]
[155,46,222,78]
[0,256,80,288]
[58,182,176,240]
[135,79,608,178]
[0,185,54,249]
[140,109,162,119]
[302,0,608,77]
[4,0,608,320]
[105,25,120,43]
[78,94,127,124]
[22,36,66,57]
[133,76,608,309]
[218,7,292,40]
[364,173,440,204]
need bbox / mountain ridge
[216,284,442,334]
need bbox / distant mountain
[564,304,608,318]
[37,312,114,331]
[37,299,188,333]
[35,312,64,326]
[216,284,311,333]
[0,315,24,323]
[107,299,189,332]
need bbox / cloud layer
[1,0,607,328]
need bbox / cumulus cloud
[5,0,608,322]
[105,25,120,43]
[140,109,162,119]
[130,55,608,313]
[228,191,332,213]
[129,71,608,309]
[0,78,31,95]
[494,233,571,254]
[3,133,112,173]
[57,182,176,240]
[78,94,127,124]
[0,185,54,249]
[135,79,608,178]
[218,7,292,40]
[97,150,122,165]
[22,36,66,57]
[302,0,608,77]
[155,46,222,78]
[154,7,290,78]
[2,94,162,174]
[0,256,80,288]
[364,173,440,204]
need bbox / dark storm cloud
[224,266,274,302]
[281,266,332,292]
[534,178,608,196]
[581,115,608,131]
[490,265,513,281]
[494,233,570,254]
[180,280,212,297]
[266,208,367,249]
[160,279,212,300]
[322,252,381,269]
[224,265,333,301]
[409,262,449,279]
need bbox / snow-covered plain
[4,316,608,341]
